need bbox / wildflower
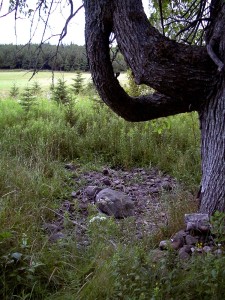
[89,215,107,223]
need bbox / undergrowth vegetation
[0,73,224,299]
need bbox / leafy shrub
[210,211,225,244]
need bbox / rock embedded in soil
[64,163,76,171]
[49,232,65,243]
[84,185,102,198]
[171,230,186,249]
[178,247,191,260]
[159,240,171,250]
[102,178,111,186]
[102,169,109,175]
[71,191,77,198]
[95,188,135,218]
[185,234,198,246]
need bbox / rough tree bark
[83,0,225,215]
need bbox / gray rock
[203,246,212,253]
[159,240,171,250]
[102,169,109,175]
[65,163,76,171]
[178,247,191,260]
[161,181,172,191]
[114,180,121,185]
[71,191,77,198]
[43,223,62,233]
[172,230,186,241]
[171,230,186,250]
[85,186,102,198]
[102,178,111,186]
[185,213,210,232]
[95,188,134,218]
[214,249,223,255]
[149,187,159,194]
[49,232,65,242]
[181,245,192,254]
[185,234,198,245]
[115,184,125,191]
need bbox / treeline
[0,43,127,72]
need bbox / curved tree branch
[84,0,217,122]
[113,0,216,100]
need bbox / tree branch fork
[84,0,218,122]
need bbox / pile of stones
[43,165,177,243]
[159,213,223,259]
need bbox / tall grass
[0,97,201,188]
[3,92,223,300]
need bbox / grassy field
[0,70,128,97]
[0,71,225,299]
[0,70,91,96]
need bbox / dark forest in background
[0,43,127,72]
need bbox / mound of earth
[44,166,180,244]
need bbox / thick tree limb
[84,0,217,121]
[113,0,216,100]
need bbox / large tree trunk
[198,1,225,214]
[199,82,225,214]
[84,0,225,215]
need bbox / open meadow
[0,70,128,97]
[0,70,92,97]
[0,70,225,299]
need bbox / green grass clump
[2,82,223,299]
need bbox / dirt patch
[44,166,179,243]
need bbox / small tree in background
[9,82,20,99]
[31,81,42,96]
[19,86,37,113]
[64,96,78,127]
[52,77,77,126]
[71,70,85,95]
[52,78,70,105]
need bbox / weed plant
[1,77,224,299]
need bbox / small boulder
[203,245,212,253]
[71,191,77,198]
[102,178,111,186]
[84,186,102,198]
[178,247,191,260]
[161,180,172,191]
[159,240,171,250]
[102,169,109,175]
[64,163,76,171]
[171,230,186,250]
[185,234,198,246]
[95,188,134,218]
